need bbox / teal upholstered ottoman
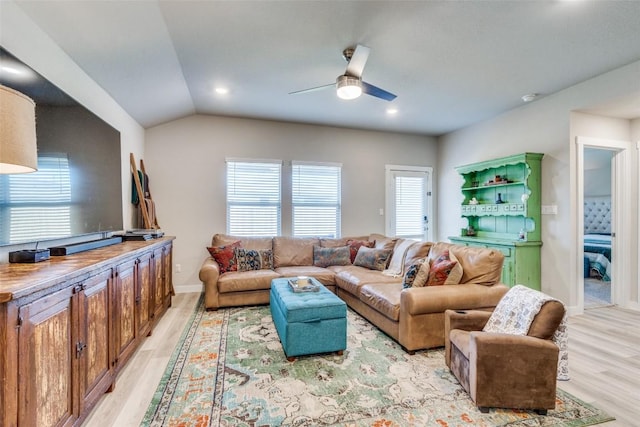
[270,277,347,361]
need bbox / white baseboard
[622,300,640,311]
[566,305,582,317]
[174,283,203,294]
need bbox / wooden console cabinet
[0,237,174,427]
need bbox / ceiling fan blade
[362,81,397,101]
[289,83,334,95]
[345,44,370,78]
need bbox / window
[385,165,432,241]
[226,159,281,236]
[292,162,341,238]
[0,154,72,243]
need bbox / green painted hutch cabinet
[449,152,543,290]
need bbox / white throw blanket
[483,285,569,381]
[382,239,415,277]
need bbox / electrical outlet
[379,208,384,216]
[541,205,558,215]
[175,263,182,273]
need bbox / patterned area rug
[142,297,614,427]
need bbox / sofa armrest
[444,309,492,366]
[199,257,221,310]
[445,309,492,332]
[469,332,559,406]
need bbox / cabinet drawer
[493,246,511,257]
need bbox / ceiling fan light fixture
[336,75,362,100]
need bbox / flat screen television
[0,47,123,246]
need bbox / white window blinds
[394,175,425,238]
[226,159,281,236]
[292,162,341,238]
[0,154,72,242]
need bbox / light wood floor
[82,293,639,427]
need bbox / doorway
[576,137,632,312]
[385,165,433,241]
[582,148,614,308]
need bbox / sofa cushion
[335,267,399,296]
[430,242,504,286]
[217,269,281,293]
[403,241,433,272]
[320,236,370,248]
[359,283,402,321]
[207,241,241,273]
[273,237,320,267]
[235,248,273,271]
[326,264,360,274]
[346,239,375,263]
[369,233,397,251]
[353,247,392,271]
[320,238,349,248]
[313,245,351,267]
[274,266,337,286]
[211,234,273,251]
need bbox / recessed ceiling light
[386,108,398,115]
[521,93,538,102]
[215,87,229,95]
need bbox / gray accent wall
[145,115,437,288]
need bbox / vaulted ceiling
[5,1,640,135]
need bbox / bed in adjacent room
[583,196,612,282]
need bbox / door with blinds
[385,165,432,241]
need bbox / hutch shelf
[449,152,543,290]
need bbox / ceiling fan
[289,44,397,102]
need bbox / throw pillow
[313,245,351,268]
[206,241,241,273]
[412,258,431,287]
[353,247,392,271]
[425,250,459,286]
[402,263,422,289]
[444,250,463,285]
[235,248,273,272]
[346,239,374,263]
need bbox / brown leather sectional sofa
[199,234,509,352]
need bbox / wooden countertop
[0,237,174,303]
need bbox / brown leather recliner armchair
[444,300,565,415]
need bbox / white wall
[0,2,144,261]
[633,118,640,142]
[145,115,437,289]
[437,60,640,308]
